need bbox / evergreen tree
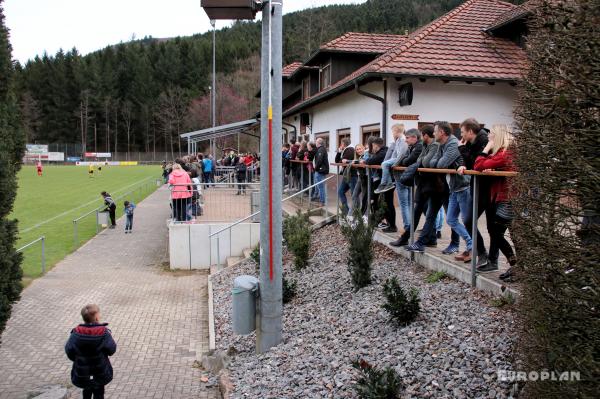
[0,0,25,335]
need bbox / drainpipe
[355,79,388,145]
[282,121,297,142]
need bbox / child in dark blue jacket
[65,304,117,399]
[124,201,136,233]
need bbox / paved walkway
[0,186,218,399]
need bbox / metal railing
[72,177,158,248]
[168,182,261,223]
[208,174,336,268]
[331,162,518,287]
[17,236,46,275]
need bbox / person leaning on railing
[348,143,370,220]
[168,163,192,222]
[335,137,356,216]
[389,124,440,247]
[473,124,517,280]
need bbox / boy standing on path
[65,304,117,399]
[124,201,135,233]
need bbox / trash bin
[232,275,259,335]
[97,211,109,227]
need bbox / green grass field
[12,165,162,282]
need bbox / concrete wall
[169,222,260,270]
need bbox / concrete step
[226,256,244,268]
[309,215,325,225]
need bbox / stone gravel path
[212,224,517,398]
[0,186,218,399]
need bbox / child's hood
[73,322,109,336]
[171,169,187,177]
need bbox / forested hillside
[14,0,522,156]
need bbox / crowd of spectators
[282,119,517,282]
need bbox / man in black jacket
[65,304,117,399]
[335,137,356,215]
[313,137,330,205]
[457,118,493,266]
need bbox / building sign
[391,114,419,121]
[67,156,81,162]
[84,152,112,158]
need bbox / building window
[302,77,310,100]
[314,132,329,151]
[361,124,380,146]
[319,64,331,91]
[337,128,351,149]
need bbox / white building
[280,0,530,159]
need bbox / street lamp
[200,0,283,354]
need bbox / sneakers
[382,226,398,233]
[477,259,498,272]
[499,267,514,281]
[374,183,395,194]
[424,241,437,248]
[442,244,459,255]
[405,242,424,253]
[377,221,389,229]
[476,253,489,268]
[455,251,471,262]
[389,237,409,247]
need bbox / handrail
[330,162,518,177]
[17,236,45,252]
[208,174,336,238]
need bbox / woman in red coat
[473,124,516,280]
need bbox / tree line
[13,0,522,157]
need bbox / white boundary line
[19,177,155,234]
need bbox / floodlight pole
[257,0,283,353]
[211,19,217,159]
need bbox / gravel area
[210,224,516,398]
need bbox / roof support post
[355,80,388,145]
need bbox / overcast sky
[4,0,367,64]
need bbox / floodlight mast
[199,0,283,353]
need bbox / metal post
[470,175,479,287]
[257,0,283,353]
[366,168,372,220]
[299,165,304,206]
[211,19,217,160]
[217,235,221,268]
[336,165,340,223]
[95,210,99,234]
[41,236,46,274]
[73,220,78,248]
[410,180,416,261]
[308,169,312,212]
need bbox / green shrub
[340,208,375,290]
[490,292,516,308]
[425,271,447,284]
[282,211,311,270]
[381,277,420,326]
[352,359,403,399]
[250,244,260,264]
[282,275,297,304]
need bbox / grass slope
[12,165,161,281]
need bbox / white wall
[387,78,517,133]
[169,222,260,270]
[283,77,517,162]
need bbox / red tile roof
[368,0,528,80]
[284,0,528,116]
[320,32,406,53]
[487,0,535,31]
[282,62,303,77]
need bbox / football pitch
[12,165,162,282]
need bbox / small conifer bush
[340,207,375,290]
[382,277,420,326]
[352,359,403,399]
[282,275,297,304]
[282,211,311,270]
